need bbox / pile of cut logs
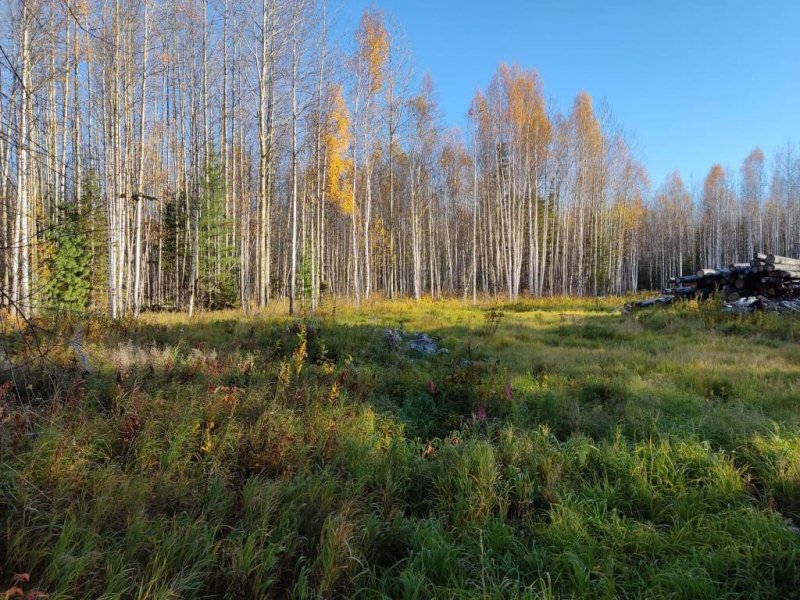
[627,253,800,313]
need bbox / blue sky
[340,0,800,190]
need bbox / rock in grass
[784,517,800,537]
[384,329,448,356]
[408,333,444,355]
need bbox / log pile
[627,253,800,313]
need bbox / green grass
[2,296,800,598]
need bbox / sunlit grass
[2,296,800,598]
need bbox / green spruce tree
[45,202,92,311]
[198,151,237,309]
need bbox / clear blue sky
[341,0,800,190]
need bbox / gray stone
[384,329,443,356]
[408,333,441,355]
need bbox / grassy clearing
[2,296,800,598]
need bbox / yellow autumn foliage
[496,63,551,150]
[572,91,603,156]
[469,90,492,142]
[357,10,389,94]
[324,84,353,214]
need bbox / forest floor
[2,296,800,599]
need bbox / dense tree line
[0,0,798,318]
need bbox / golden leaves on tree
[472,64,552,169]
[571,91,602,157]
[324,84,353,214]
[356,9,389,94]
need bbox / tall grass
[1,297,799,598]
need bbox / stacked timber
[627,252,800,313]
[661,253,800,301]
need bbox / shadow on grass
[2,310,800,598]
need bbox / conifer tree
[45,205,92,311]
[198,152,237,309]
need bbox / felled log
[696,268,731,277]
[776,270,800,279]
[676,274,703,284]
[624,295,675,312]
[663,285,696,295]
[767,254,800,266]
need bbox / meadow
[2,296,800,599]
